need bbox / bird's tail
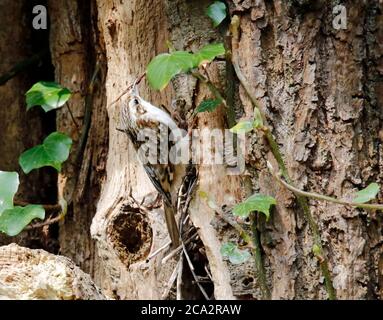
[164,203,180,249]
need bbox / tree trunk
[231,0,383,299]
[0,0,382,300]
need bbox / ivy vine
[0,81,72,236]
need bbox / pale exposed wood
[0,244,106,300]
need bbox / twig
[13,200,62,213]
[25,214,63,230]
[204,265,213,281]
[162,259,180,300]
[147,240,172,261]
[206,197,270,298]
[61,60,102,207]
[223,33,238,128]
[214,208,254,248]
[181,242,210,300]
[191,71,226,108]
[128,188,153,217]
[191,70,233,126]
[176,255,184,300]
[230,15,336,300]
[268,163,383,211]
[161,232,198,265]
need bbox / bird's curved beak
[131,78,140,97]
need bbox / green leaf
[312,244,321,257]
[229,121,254,134]
[146,44,225,90]
[195,99,221,113]
[0,205,45,236]
[0,171,19,213]
[193,43,226,67]
[19,132,72,174]
[147,51,195,90]
[26,81,71,112]
[171,51,195,71]
[232,194,276,220]
[253,108,264,129]
[353,183,380,204]
[220,242,251,265]
[206,1,227,27]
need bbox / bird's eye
[129,97,139,108]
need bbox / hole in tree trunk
[107,202,153,266]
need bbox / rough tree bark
[1,0,382,300]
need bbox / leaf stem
[74,62,101,167]
[205,197,271,299]
[14,200,62,213]
[268,164,383,211]
[25,213,63,230]
[191,71,226,104]
[191,70,237,129]
[213,209,254,248]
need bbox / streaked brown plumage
[120,81,181,248]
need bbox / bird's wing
[139,99,180,131]
[143,163,173,206]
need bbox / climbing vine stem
[205,196,271,300]
[268,164,383,211]
[250,214,271,299]
[194,66,272,299]
[229,15,336,300]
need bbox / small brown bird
[120,79,182,248]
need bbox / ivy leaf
[220,242,251,265]
[26,81,71,112]
[312,244,322,257]
[353,183,380,204]
[206,1,227,27]
[253,108,264,129]
[232,194,276,220]
[195,99,221,113]
[193,43,225,67]
[147,44,225,90]
[0,205,45,236]
[19,132,72,174]
[229,121,254,134]
[0,171,19,213]
[147,51,195,90]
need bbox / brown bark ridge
[47,0,109,284]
